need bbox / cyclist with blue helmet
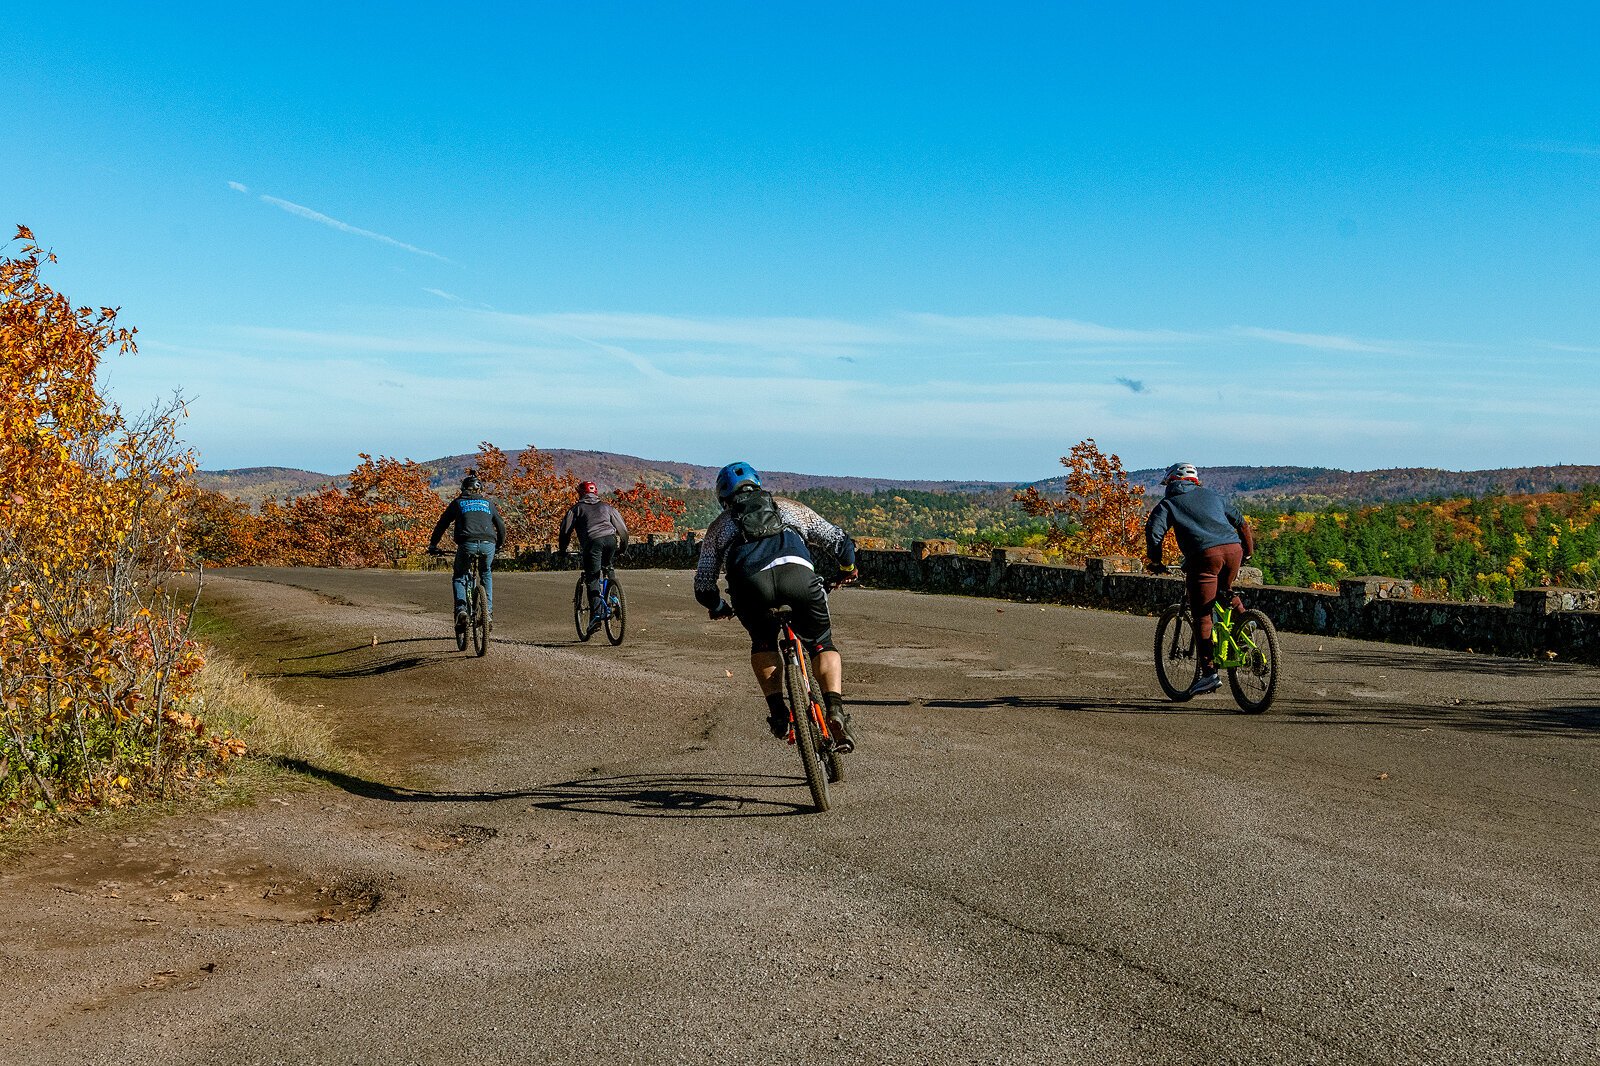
[1144,462,1256,696]
[696,461,860,751]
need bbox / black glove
[835,563,859,586]
[709,600,735,620]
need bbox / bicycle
[573,566,626,646]
[1152,572,1280,713]
[434,548,490,657]
[771,603,845,812]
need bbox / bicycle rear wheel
[573,578,593,642]
[604,576,626,646]
[1154,603,1199,701]
[784,648,830,812]
[471,580,489,657]
[455,574,469,652]
[1227,609,1280,713]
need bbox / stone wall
[857,546,1600,663]
[500,534,1600,663]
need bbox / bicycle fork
[783,645,834,747]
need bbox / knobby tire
[1154,603,1199,701]
[471,579,489,657]
[573,578,593,642]
[1227,609,1280,713]
[784,647,830,812]
[604,576,626,646]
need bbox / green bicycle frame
[1210,603,1257,669]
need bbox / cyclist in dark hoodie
[427,472,506,631]
[559,481,630,636]
[1144,462,1257,696]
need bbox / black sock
[824,692,845,715]
[765,692,787,716]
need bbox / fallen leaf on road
[725,670,733,677]
[1375,772,1389,780]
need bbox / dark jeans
[582,536,618,611]
[453,541,496,614]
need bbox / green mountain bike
[1154,592,1280,713]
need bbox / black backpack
[727,487,784,542]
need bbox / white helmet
[1163,462,1199,484]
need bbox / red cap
[579,481,598,496]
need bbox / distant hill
[1123,465,1600,506]
[198,449,1017,503]
[197,451,1600,509]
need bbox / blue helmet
[715,461,761,503]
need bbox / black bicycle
[434,549,490,656]
[574,567,625,646]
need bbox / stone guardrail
[499,534,1600,663]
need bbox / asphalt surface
[2,567,1597,1065]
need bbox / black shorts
[729,562,836,655]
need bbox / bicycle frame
[776,619,834,745]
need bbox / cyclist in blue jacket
[428,472,506,631]
[695,462,859,751]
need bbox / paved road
[3,568,1597,1065]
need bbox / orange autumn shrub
[610,480,686,535]
[1,227,241,817]
[1014,438,1148,563]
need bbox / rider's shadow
[283,763,812,818]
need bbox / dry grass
[190,648,348,771]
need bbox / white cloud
[227,181,249,193]
[905,313,1196,345]
[257,194,453,263]
[1232,326,1400,354]
[423,288,461,302]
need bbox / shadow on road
[1331,647,1600,680]
[922,695,1238,716]
[1280,698,1600,738]
[264,650,459,680]
[277,636,453,662]
[282,762,812,818]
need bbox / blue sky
[8,2,1600,480]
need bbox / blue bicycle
[574,567,625,646]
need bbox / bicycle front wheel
[471,582,490,657]
[604,577,626,646]
[784,650,830,812]
[1154,603,1199,701]
[1227,609,1280,713]
[573,578,593,642]
[809,670,844,784]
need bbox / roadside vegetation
[0,227,356,829]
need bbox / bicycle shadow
[282,762,812,818]
[920,695,1242,716]
[277,636,456,662]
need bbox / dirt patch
[411,823,498,852]
[24,845,379,926]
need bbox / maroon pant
[1187,543,1244,668]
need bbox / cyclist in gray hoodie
[559,481,630,635]
[1144,462,1256,696]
